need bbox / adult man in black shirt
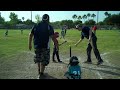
[75,25,103,65]
[29,14,58,79]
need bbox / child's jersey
[65,65,81,79]
[53,38,58,47]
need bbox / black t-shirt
[81,26,95,39]
[31,21,54,49]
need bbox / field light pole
[97,11,99,24]
[31,11,32,22]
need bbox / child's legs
[52,47,56,61]
[56,50,60,61]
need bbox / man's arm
[29,33,33,50]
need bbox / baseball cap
[42,14,49,21]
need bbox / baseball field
[0,29,120,79]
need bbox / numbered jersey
[68,65,81,79]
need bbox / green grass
[0,29,120,58]
[0,29,31,58]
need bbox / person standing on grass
[60,25,65,40]
[75,25,103,65]
[21,29,23,34]
[29,14,58,79]
[5,29,8,36]
[64,25,67,36]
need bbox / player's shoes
[97,60,103,65]
[84,61,92,64]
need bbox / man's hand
[88,38,91,43]
[75,43,78,47]
[29,33,33,51]
[74,39,82,47]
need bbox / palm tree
[87,13,91,20]
[82,14,87,23]
[77,15,82,21]
[22,17,24,22]
[72,14,77,21]
[104,11,111,17]
[104,11,109,17]
[91,13,96,20]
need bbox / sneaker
[58,61,62,63]
[84,61,92,64]
[97,60,103,65]
[40,74,46,79]
[37,74,41,79]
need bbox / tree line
[0,12,120,29]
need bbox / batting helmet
[69,56,79,66]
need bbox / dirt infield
[0,51,120,79]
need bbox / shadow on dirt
[40,73,58,79]
[60,62,68,65]
[100,64,120,71]
[83,63,120,71]
[82,66,120,76]
[51,61,68,65]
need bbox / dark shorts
[34,48,50,66]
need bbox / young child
[64,25,67,36]
[21,29,23,34]
[60,26,65,40]
[5,29,8,36]
[64,56,81,79]
[52,32,62,63]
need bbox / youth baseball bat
[59,41,67,46]
[69,45,71,58]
